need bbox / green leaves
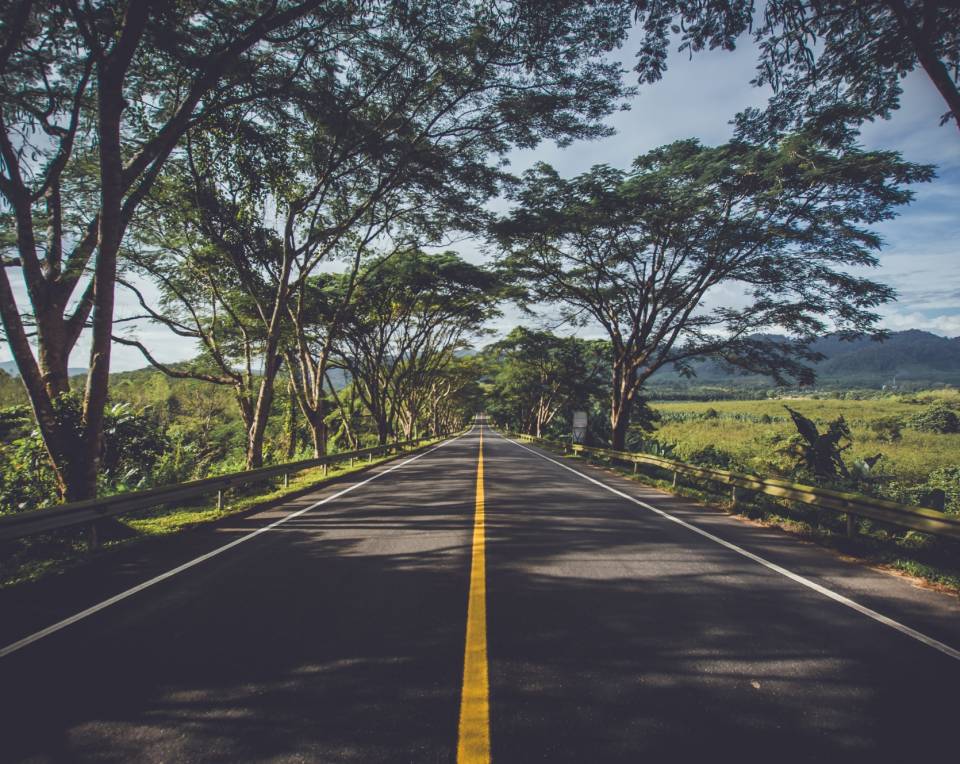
[631,1,960,133]
[496,132,930,441]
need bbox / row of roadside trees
[3,1,959,502]
[0,0,635,501]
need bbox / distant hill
[649,330,960,389]
[0,360,87,378]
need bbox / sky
[3,28,959,373]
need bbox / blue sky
[3,30,958,372]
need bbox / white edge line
[496,431,960,663]
[0,430,473,660]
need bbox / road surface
[1,424,959,762]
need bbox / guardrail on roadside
[0,434,450,546]
[509,432,960,542]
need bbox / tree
[420,356,485,436]
[483,328,608,437]
[0,0,350,499]
[630,1,960,133]
[115,0,635,464]
[496,135,931,449]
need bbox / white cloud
[880,310,960,337]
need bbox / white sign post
[572,411,587,444]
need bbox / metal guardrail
[0,435,448,544]
[511,433,960,542]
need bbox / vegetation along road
[1,423,958,762]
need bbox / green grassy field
[649,390,960,510]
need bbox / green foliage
[909,403,960,434]
[99,403,170,492]
[870,416,903,443]
[782,406,852,480]
[686,444,734,470]
[496,132,931,446]
[0,396,171,513]
[482,327,609,438]
[631,1,960,131]
[0,370,27,408]
[650,393,960,515]
[0,406,32,441]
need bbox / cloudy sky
[3,28,958,372]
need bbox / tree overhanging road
[1,425,959,762]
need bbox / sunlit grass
[652,392,960,484]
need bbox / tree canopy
[630,1,960,134]
[0,0,633,498]
[496,134,932,447]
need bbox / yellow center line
[457,425,491,763]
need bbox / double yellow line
[457,426,491,762]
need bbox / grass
[0,439,442,590]
[651,390,960,488]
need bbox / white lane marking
[0,431,473,659]
[496,432,960,662]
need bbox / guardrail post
[283,472,289,488]
[730,485,739,509]
[633,461,638,475]
[87,522,99,551]
[368,452,373,462]
[217,489,224,511]
[846,513,857,539]
[672,471,678,488]
[322,464,328,477]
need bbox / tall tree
[630,1,960,133]
[0,0,346,499]
[267,0,635,456]
[106,0,633,467]
[497,135,931,449]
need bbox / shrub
[909,403,959,434]
[870,416,903,442]
[687,444,733,469]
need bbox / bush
[687,444,733,469]
[0,398,171,512]
[909,403,959,434]
[870,416,903,442]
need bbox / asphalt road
[1,424,959,762]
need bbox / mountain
[0,360,87,378]
[648,330,960,389]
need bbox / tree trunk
[610,394,632,451]
[284,381,297,460]
[246,363,281,469]
[376,415,390,446]
[609,357,637,451]
[307,406,327,458]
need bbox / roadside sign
[572,411,587,444]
